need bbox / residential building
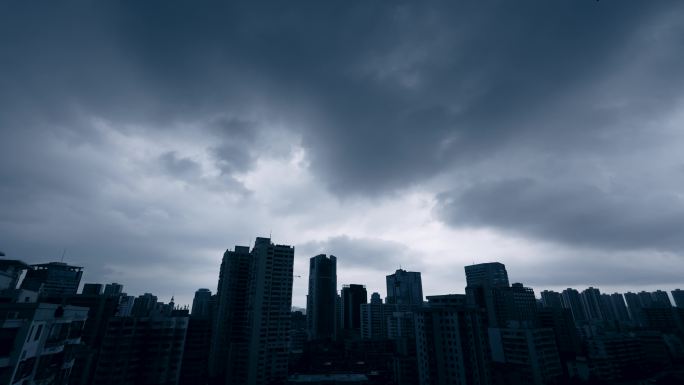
[415,295,491,385]
[306,254,337,341]
[209,237,294,385]
[341,284,367,331]
[20,262,83,297]
[191,288,212,318]
[0,302,88,385]
[672,289,684,308]
[386,269,423,306]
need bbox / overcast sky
[2,1,684,307]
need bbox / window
[26,325,34,342]
[34,324,43,341]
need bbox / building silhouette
[581,287,604,322]
[561,288,587,324]
[341,284,367,332]
[360,292,386,340]
[490,326,562,385]
[191,288,212,318]
[609,293,631,324]
[0,259,30,293]
[465,262,509,288]
[624,292,645,326]
[306,254,337,341]
[672,289,684,308]
[20,262,83,297]
[209,245,251,384]
[540,290,563,310]
[103,282,123,296]
[386,269,423,305]
[91,311,189,385]
[82,283,103,295]
[415,294,491,385]
[510,282,537,324]
[0,303,89,384]
[131,293,158,317]
[209,237,294,385]
[465,262,513,328]
[651,290,672,308]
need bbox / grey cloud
[210,119,259,175]
[297,235,421,272]
[4,1,682,196]
[436,178,684,252]
[518,253,684,289]
[159,151,202,179]
[3,1,684,303]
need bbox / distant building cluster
[2,243,684,385]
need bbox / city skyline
[3,247,682,310]
[4,241,684,384]
[4,2,684,310]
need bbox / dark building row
[3,246,684,385]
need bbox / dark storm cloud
[4,1,681,193]
[209,118,260,175]
[436,178,684,252]
[159,151,202,179]
[3,0,684,300]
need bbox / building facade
[306,254,337,341]
[386,269,423,306]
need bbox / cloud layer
[2,1,684,305]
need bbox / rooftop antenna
[60,248,67,263]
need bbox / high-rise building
[103,282,123,296]
[116,295,135,317]
[360,292,386,340]
[624,292,644,326]
[386,269,423,305]
[637,291,654,308]
[415,295,491,385]
[191,288,212,318]
[209,245,251,384]
[82,283,103,295]
[181,313,213,385]
[537,307,582,358]
[92,311,189,385]
[489,327,562,385]
[672,289,684,308]
[465,262,512,328]
[20,262,83,297]
[246,237,294,385]
[209,237,294,385]
[289,311,308,352]
[580,287,604,322]
[306,254,337,341]
[540,290,563,309]
[561,288,587,324]
[584,333,643,382]
[341,284,367,331]
[609,293,631,323]
[131,293,158,317]
[510,282,537,325]
[465,262,509,288]
[47,292,121,385]
[182,289,213,385]
[0,302,89,385]
[599,294,617,322]
[650,290,672,308]
[0,259,30,290]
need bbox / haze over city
[3,1,684,308]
